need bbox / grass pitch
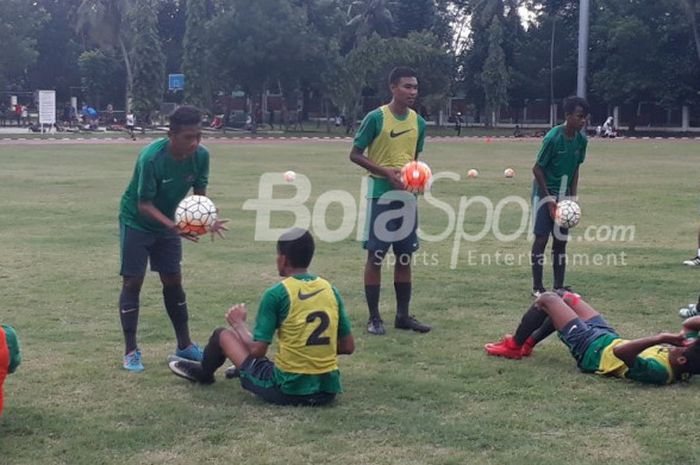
[1,138,699,464]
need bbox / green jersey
[119,138,209,232]
[354,107,427,198]
[1,324,20,374]
[252,274,352,396]
[535,124,587,195]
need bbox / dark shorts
[363,195,419,256]
[532,190,569,238]
[558,315,618,364]
[119,222,182,277]
[238,356,335,406]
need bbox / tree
[130,0,165,122]
[0,1,48,90]
[26,0,83,102]
[393,0,435,37]
[346,0,396,46]
[75,0,134,110]
[682,0,700,62]
[182,0,210,109]
[481,17,509,126]
[78,49,124,109]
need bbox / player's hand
[226,303,247,326]
[209,218,229,241]
[385,168,405,191]
[172,225,199,242]
[658,332,686,347]
[546,198,557,220]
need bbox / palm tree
[346,0,396,45]
[75,0,134,110]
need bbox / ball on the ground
[175,195,218,236]
[401,161,432,192]
[283,170,296,182]
[467,169,479,178]
[504,168,515,178]
[555,199,581,229]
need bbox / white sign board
[38,90,56,125]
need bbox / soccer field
[2,138,700,464]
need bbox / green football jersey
[119,138,209,232]
[535,124,587,195]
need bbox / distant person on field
[126,111,136,140]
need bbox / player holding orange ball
[349,66,431,336]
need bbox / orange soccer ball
[401,161,432,192]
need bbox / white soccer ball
[504,168,515,178]
[467,169,479,178]
[175,195,217,235]
[555,199,581,229]
[283,170,296,182]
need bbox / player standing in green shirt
[118,106,227,372]
[531,96,589,298]
[168,228,355,406]
[350,66,430,335]
[0,324,20,416]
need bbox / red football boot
[484,334,523,360]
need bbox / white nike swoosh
[121,307,138,314]
[162,178,174,184]
[568,325,578,334]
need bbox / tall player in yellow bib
[350,66,430,335]
[168,228,355,406]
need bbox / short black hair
[389,66,418,86]
[563,96,589,116]
[277,228,315,268]
[682,341,700,378]
[169,105,202,132]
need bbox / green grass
[1,138,700,464]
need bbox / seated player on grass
[168,228,355,406]
[1,324,21,416]
[485,291,700,385]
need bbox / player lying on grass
[485,291,700,384]
[169,228,355,406]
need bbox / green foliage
[78,49,124,109]
[482,17,508,125]
[130,0,166,119]
[0,0,48,90]
[182,0,210,110]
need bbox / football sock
[513,304,548,346]
[394,282,412,319]
[365,285,381,320]
[119,289,140,354]
[531,318,556,344]
[552,239,567,289]
[163,285,192,350]
[201,328,227,377]
[531,252,545,290]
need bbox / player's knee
[535,291,559,306]
[160,273,182,288]
[369,250,385,267]
[211,327,226,345]
[122,277,143,295]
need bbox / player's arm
[333,287,354,355]
[569,166,580,198]
[414,115,426,161]
[226,303,269,358]
[613,333,686,367]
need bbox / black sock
[200,328,227,378]
[365,284,381,320]
[513,304,548,346]
[552,239,567,289]
[531,318,556,344]
[531,252,545,290]
[119,289,140,354]
[394,282,411,319]
[163,285,192,350]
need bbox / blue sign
[168,74,185,91]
